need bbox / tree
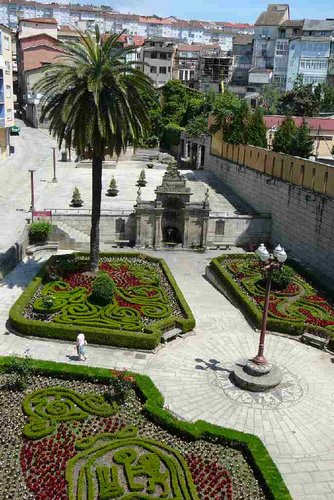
[223,100,250,145]
[272,116,298,154]
[185,113,208,137]
[261,84,281,115]
[247,108,267,148]
[279,76,320,117]
[290,119,314,158]
[209,90,241,135]
[35,28,153,271]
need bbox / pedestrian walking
[76,332,87,361]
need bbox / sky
[88,0,334,23]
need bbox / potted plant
[146,162,154,169]
[70,187,83,207]
[106,176,119,196]
[137,169,147,187]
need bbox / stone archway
[161,197,184,244]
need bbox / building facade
[0,23,13,158]
[138,38,175,88]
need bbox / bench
[162,328,182,344]
[211,242,234,250]
[301,332,328,350]
[113,239,130,248]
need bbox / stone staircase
[56,221,90,250]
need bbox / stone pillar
[201,216,209,248]
[154,213,162,249]
[183,216,190,247]
[181,138,185,157]
[135,215,141,248]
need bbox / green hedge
[0,357,291,499]
[210,256,305,336]
[9,252,195,350]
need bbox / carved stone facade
[135,162,210,248]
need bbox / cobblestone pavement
[1,250,334,499]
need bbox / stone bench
[112,239,130,248]
[26,241,59,256]
[301,332,328,350]
[211,241,234,250]
[162,328,182,344]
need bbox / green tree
[35,28,153,271]
[279,76,320,116]
[223,100,250,145]
[185,113,208,137]
[209,90,241,135]
[290,119,314,158]
[247,108,267,148]
[261,84,281,115]
[272,116,298,154]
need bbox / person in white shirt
[76,332,87,361]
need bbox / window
[276,41,288,55]
[215,220,225,235]
[150,66,157,73]
[300,58,328,70]
[5,60,10,73]
[6,108,12,121]
[116,218,125,234]
[4,36,9,50]
[159,66,166,74]
[5,85,11,98]
[303,75,326,85]
[150,52,157,59]
[159,52,166,59]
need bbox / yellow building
[0,24,14,159]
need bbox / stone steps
[56,221,90,249]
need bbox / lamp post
[28,169,36,222]
[52,147,57,183]
[232,243,287,392]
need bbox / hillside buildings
[0,23,13,157]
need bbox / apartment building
[0,0,253,43]
[138,38,175,88]
[250,4,289,89]
[272,19,303,90]
[286,20,334,90]
[173,44,201,87]
[231,34,253,86]
[0,23,13,158]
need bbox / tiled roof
[255,5,289,26]
[233,34,253,45]
[249,67,273,73]
[19,17,57,25]
[281,19,304,27]
[264,115,334,132]
[303,19,334,31]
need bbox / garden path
[1,249,334,499]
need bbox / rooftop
[233,34,253,45]
[303,19,334,31]
[264,115,334,132]
[19,17,58,25]
[255,4,289,26]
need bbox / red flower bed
[307,294,326,303]
[20,423,76,500]
[298,307,334,327]
[99,263,142,288]
[186,453,233,499]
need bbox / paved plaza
[0,249,334,499]
[1,123,334,499]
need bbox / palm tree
[35,28,153,271]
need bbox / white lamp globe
[256,243,270,262]
[274,244,287,263]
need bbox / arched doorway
[161,197,184,245]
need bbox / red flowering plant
[186,453,233,499]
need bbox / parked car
[10,125,20,136]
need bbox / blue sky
[91,0,334,23]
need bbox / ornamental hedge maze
[9,253,195,350]
[0,359,290,499]
[210,254,334,338]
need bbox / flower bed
[9,253,195,350]
[209,254,334,338]
[0,357,291,499]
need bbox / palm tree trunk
[90,155,103,272]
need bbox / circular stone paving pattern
[207,361,308,409]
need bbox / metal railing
[45,208,134,216]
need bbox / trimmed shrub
[271,265,294,290]
[91,271,116,305]
[137,169,147,187]
[106,176,119,197]
[70,187,83,207]
[28,222,52,244]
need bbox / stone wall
[207,214,271,247]
[204,141,334,286]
